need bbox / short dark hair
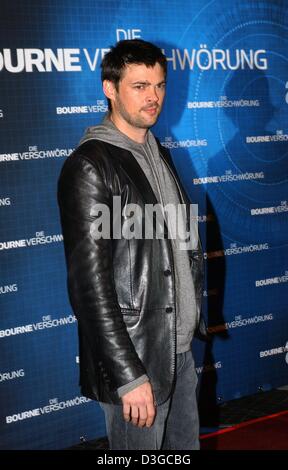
[101,39,167,110]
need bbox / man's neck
[109,113,148,144]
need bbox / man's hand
[121,382,156,428]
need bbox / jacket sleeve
[57,153,147,391]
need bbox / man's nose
[146,87,159,103]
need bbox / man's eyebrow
[130,80,166,85]
[131,80,150,85]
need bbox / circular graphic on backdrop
[177,1,288,246]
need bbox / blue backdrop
[0,0,287,449]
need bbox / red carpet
[200,410,288,450]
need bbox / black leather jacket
[58,139,204,405]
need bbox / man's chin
[144,114,160,127]
[135,118,158,129]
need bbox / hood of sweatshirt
[79,113,158,155]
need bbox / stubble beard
[115,95,161,130]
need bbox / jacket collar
[79,138,189,208]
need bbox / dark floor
[215,387,288,428]
[69,387,288,450]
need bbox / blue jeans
[99,350,200,450]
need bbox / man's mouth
[143,106,158,115]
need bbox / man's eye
[134,85,145,90]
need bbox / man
[58,39,204,450]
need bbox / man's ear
[103,80,116,101]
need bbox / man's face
[110,62,166,130]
